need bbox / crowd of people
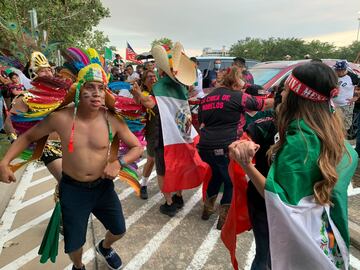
[0,44,359,270]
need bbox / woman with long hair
[229,62,358,269]
[198,66,273,229]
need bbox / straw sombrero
[151,42,196,86]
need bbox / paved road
[0,159,360,270]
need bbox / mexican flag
[264,120,357,270]
[152,76,211,192]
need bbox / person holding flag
[229,62,358,270]
[134,42,210,217]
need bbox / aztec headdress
[151,42,196,86]
[28,52,51,80]
[60,48,115,152]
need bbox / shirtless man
[0,70,143,270]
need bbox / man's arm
[0,114,57,183]
[102,115,144,179]
[130,82,156,109]
[1,114,56,165]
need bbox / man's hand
[0,163,17,183]
[102,160,121,180]
[130,82,142,97]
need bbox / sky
[96,0,360,57]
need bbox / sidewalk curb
[349,219,360,250]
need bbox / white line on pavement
[124,188,202,270]
[3,210,52,244]
[0,163,36,255]
[186,221,220,270]
[28,175,54,187]
[244,239,256,270]
[15,189,55,211]
[350,254,360,269]
[63,247,96,270]
[0,235,64,270]
[33,164,46,173]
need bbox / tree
[77,30,110,52]
[0,0,110,62]
[335,41,360,61]
[151,37,173,48]
[229,37,354,61]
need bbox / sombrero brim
[151,42,196,86]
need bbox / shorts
[154,147,165,176]
[145,136,155,158]
[339,104,354,131]
[40,141,62,166]
[59,173,126,253]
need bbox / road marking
[186,221,220,270]
[348,183,360,196]
[244,239,256,270]
[2,210,52,244]
[0,235,64,270]
[0,163,36,255]
[33,164,46,173]
[16,189,54,211]
[63,247,95,270]
[350,254,360,269]
[28,175,54,187]
[124,189,202,270]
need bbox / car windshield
[250,68,283,86]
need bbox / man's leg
[142,155,155,180]
[59,175,93,269]
[93,180,126,270]
[103,230,125,248]
[157,175,172,204]
[139,155,155,199]
[68,247,84,269]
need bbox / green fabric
[104,47,113,61]
[152,76,188,100]
[330,142,357,247]
[38,202,61,263]
[265,119,358,247]
[265,119,322,204]
[244,110,274,130]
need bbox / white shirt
[127,72,140,82]
[333,75,355,107]
[194,68,205,98]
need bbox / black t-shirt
[246,115,277,210]
[198,87,264,150]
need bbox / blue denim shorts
[59,173,126,253]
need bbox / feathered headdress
[60,47,112,152]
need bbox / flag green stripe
[152,76,188,100]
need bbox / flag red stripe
[162,138,211,193]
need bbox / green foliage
[151,37,173,48]
[0,0,110,62]
[230,38,360,62]
[76,30,110,53]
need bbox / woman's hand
[229,140,259,166]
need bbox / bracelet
[119,157,127,168]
